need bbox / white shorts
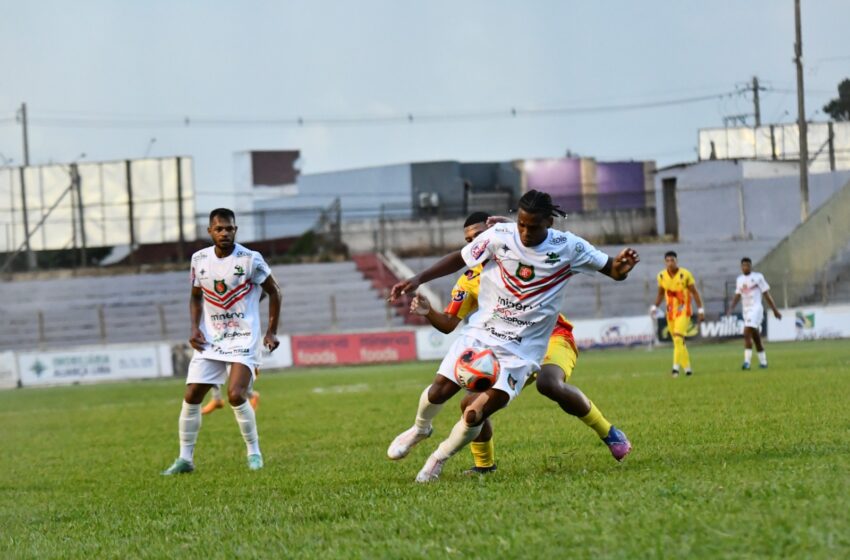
[436,334,536,402]
[186,357,257,386]
[743,306,764,329]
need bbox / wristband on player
[698,307,705,315]
[649,305,657,314]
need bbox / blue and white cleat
[247,454,264,471]
[742,362,751,370]
[759,363,768,369]
[161,458,194,475]
[603,426,632,462]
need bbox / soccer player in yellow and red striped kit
[651,251,705,377]
[410,211,630,473]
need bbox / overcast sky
[1,0,848,202]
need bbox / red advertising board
[290,331,417,366]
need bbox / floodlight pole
[794,0,810,222]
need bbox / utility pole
[794,0,810,222]
[751,77,763,127]
[19,103,30,166]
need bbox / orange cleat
[201,398,225,415]
[249,391,261,411]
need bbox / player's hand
[773,310,782,320]
[264,332,280,353]
[697,309,705,323]
[388,276,420,302]
[615,248,640,275]
[485,215,511,227]
[189,328,207,352]
[410,292,432,316]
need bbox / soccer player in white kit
[727,257,782,370]
[162,208,282,474]
[386,190,640,482]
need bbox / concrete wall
[655,160,850,242]
[338,208,656,254]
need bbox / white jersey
[190,243,271,367]
[459,223,609,364]
[735,272,770,311]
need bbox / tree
[823,79,850,121]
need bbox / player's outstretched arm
[727,294,741,316]
[261,274,281,352]
[599,248,640,281]
[189,286,207,351]
[389,250,466,302]
[410,292,461,334]
[763,291,782,319]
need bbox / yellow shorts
[526,334,577,385]
[667,314,693,338]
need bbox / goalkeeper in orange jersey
[409,211,631,473]
[651,251,705,377]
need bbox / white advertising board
[17,343,173,387]
[258,335,294,370]
[767,305,850,342]
[571,315,657,350]
[415,327,461,361]
[0,351,19,389]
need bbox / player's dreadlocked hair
[517,190,567,218]
[463,211,491,228]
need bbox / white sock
[744,349,752,363]
[414,385,443,433]
[178,401,202,462]
[211,386,222,400]
[232,401,261,456]
[758,351,767,365]
[672,365,680,372]
[434,418,484,460]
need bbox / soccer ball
[454,347,500,392]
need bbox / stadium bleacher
[2,261,404,351]
[404,239,778,319]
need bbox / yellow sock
[673,336,683,369]
[580,402,613,438]
[470,439,495,468]
[680,340,691,370]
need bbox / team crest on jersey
[507,374,517,390]
[516,263,535,281]
[214,279,228,295]
[233,265,245,276]
[545,252,560,264]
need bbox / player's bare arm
[689,284,705,322]
[764,291,782,319]
[599,248,640,281]
[189,286,206,351]
[410,292,461,334]
[389,250,466,302]
[651,285,665,316]
[261,274,282,352]
[727,293,742,316]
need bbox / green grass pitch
[1,340,849,558]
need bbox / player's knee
[227,386,246,406]
[184,384,205,404]
[464,406,483,426]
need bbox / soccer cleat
[671,369,679,378]
[463,464,498,476]
[247,454,264,471]
[742,362,751,370]
[759,363,768,369]
[415,453,448,483]
[201,398,225,415]
[685,369,693,377]
[161,458,194,475]
[387,426,433,460]
[603,426,632,462]
[249,391,261,411]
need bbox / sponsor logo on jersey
[214,279,228,295]
[236,250,250,257]
[233,265,245,276]
[497,296,532,312]
[545,252,560,264]
[552,235,567,245]
[452,290,467,302]
[209,311,245,320]
[470,239,490,260]
[516,263,535,281]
